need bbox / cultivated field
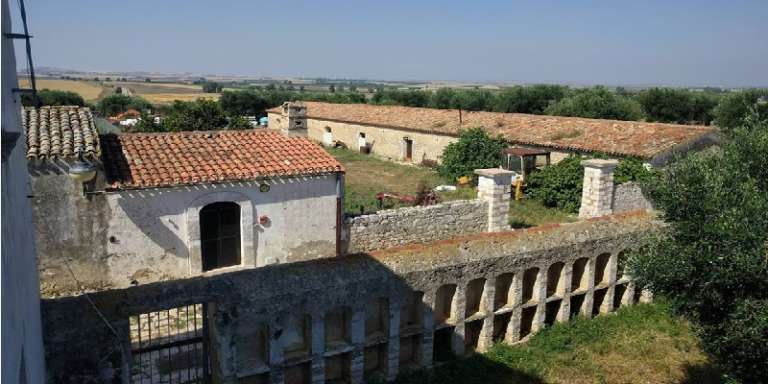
[20,78,105,101]
[138,93,220,104]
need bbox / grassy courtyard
[327,147,476,215]
[328,148,575,228]
[396,302,720,384]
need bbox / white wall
[1,0,47,381]
[102,175,341,288]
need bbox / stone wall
[612,182,653,214]
[41,212,657,384]
[344,200,488,253]
[578,160,654,219]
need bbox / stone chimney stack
[578,159,619,219]
[279,101,308,137]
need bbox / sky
[10,0,768,87]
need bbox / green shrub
[614,157,653,184]
[527,156,653,213]
[628,118,768,382]
[438,128,506,183]
[526,155,584,213]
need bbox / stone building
[24,108,345,295]
[267,101,718,166]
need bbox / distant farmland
[20,78,105,101]
[20,78,219,105]
[140,93,220,104]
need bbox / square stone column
[475,168,514,232]
[578,159,619,219]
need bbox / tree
[525,155,584,213]
[130,113,163,133]
[328,84,336,93]
[21,89,85,107]
[636,87,718,125]
[492,85,568,114]
[713,89,768,133]
[219,91,270,117]
[161,99,228,132]
[545,87,645,121]
[227,115,252,130]
[438,127,506,182]
[202,81,223,93]
[95,94,152,116]
[628,116,768,383]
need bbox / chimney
[280,101,308,137]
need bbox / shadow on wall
[40,217,647,384]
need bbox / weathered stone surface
[41,212,658,383]
[344,200,488,253]
[612,182,653,213]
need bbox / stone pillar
[349,309,366,384]
[475,168,514,232]
[578,159,619,219]
[310,315,326,384]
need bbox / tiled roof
[100,130,344,189]
[22,106,100,160]
[269,102,717,159]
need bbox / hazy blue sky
[11,0,768,87]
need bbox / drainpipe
[335,172,345,256]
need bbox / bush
[628,118,768,382]
[527,156,652,213]
[613,157,653,184]
[526,155,584,213]
[438,127,506,183]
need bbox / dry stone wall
[612,182,653,213]
[344,200,488,253]
[41,212,657,384]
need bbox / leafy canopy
[628,116,768,382]
[95,94,152,116]
[712,88,768,134]
[21,89,85,107]
[636,87,718,125]
[438,127,506,182]
[545,87,646,121]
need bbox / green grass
[508,199,577,228]
[330,147,580,228]
[328,148,476,215]
[396,302,720,384]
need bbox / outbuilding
[24,106,345,295]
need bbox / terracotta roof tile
[22,106,100,160]
[100,130,344,190]
[268,102,717,159]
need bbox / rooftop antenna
[5,0,39,106]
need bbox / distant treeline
[22,85,768,134]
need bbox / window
[200,202,241,271]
